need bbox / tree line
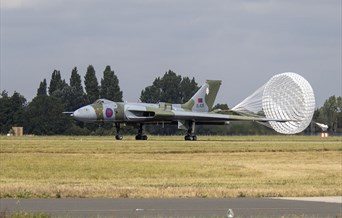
[1,65,123,135]
[0,66,341,135]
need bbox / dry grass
[0,135,341,198]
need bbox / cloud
[1,0,60,10]
[1,0,340,107]
[1,0,22,9]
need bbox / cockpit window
[93,99,103,104]
[94,99,109,105]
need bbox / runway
[1,198,341,217]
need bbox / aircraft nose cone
[73,105,97,122]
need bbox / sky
[1,0,341,107]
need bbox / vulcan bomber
[71,80,291,140]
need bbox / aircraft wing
[172,111,290,123]
[125,106,291,123]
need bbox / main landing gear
[115,123,123,140]
[114,123,148,140]
[185,134,197,141]
[184,121,197,141]
[135,123,148,140]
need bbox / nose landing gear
[135,123,148,140]
[115,135,123,140]
[115,123,123,140]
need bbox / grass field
[0,135,341,198]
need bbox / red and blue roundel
[105,108,114,118]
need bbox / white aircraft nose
[73,105,97,122]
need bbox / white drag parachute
[232,72,315,134]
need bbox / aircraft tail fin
[181,80,222,112]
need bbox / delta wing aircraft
[72,80,287,140]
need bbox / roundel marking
[105,108,114,118]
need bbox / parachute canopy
[232,72,315,134]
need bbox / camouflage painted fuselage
[73,80,224,125]
[75,99,215,124]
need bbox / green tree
[49,70,67,96]
[68,67,86,110]
[70,67,83,93]
[52,85,74,111]
[37,79,47,96]
[0,91,11,133]
[100,65,123,101]
[11,92,26,126]
[180,77,198,103]
[0,91,26,134]
[51,67,86,111]
[84,65,99,103]
[140,77,162,103]
[317,95,342,132]
[140,70,199,104]
[24,95,71,135]
[158,70,182,103]
[337,96,342,132]
[307,108,321,134]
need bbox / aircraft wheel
[185,135,197,141]
[136,135,148,140]
[115,135,123,140]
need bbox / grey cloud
[1,0,340,107]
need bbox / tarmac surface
[1,197,341,217]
